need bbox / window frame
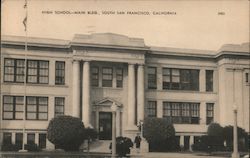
[147,101,157,117]
[206,103,214,125]
[27,133,35,145]
[91,67,99,87]
[55,61,65,85]
[54,97,65,117]
[163,102,200,124]
[102,67,113,87]
[206,70,213,92]
[148,67,157,89]
[4,58,25,83]
[2,95,24,120]
[3,132,12,145]
[26,96,48,120]
[27,60,49,84]
[116,68,123,88]
[162,68,199,91]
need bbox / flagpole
[20,0,28,152]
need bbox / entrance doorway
[99,112,112,140]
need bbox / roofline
[1,35,249,59]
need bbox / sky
[1,0,249,51]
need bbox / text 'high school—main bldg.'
[1,33,249,150]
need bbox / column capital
[81,59,92,62]
[137,63,145,67]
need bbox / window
[39,133,46,149]
[246,73,249,83]
[27,60,49,84]
[102,67,113,87]
[116,68,123,88]
[206,70,213,92]
[27,133,35,145]
[3,96,23,120]
[55,97,64,117]
[147,101,157,117]
[162,68,199,91]
[148,67,157,89]
[3,133,12,145]
[26,97,48,120]
[15,133,23,150]
[206,103,214,125]
[55,61,65,85]
[163,102,200,124]
[4,58,25,83]
[91,67,99,87]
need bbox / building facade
[0,33,249,151]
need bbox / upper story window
[163,102,200,124]
[55,97,65,117]
[27,60,49,84]
[55,61,65,85]
[246,73,249,83]
[206,70,213,92]
[147,101,157,117]
[26,96,48,120]
[148,67,157,89]
[102,67,113,87]
[116,68,123,88]
[4,58,25,83]
[91,67,99,87]
[3,96,23,120]
[206,103,214,125]
[162,68,199,91]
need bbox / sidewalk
[130,152,228,158]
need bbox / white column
[137,64,145,123]
[72,60,80,117]
[199,69,206,92]
[11,133,15,144]
[82,61,91,127]
[189,135,194,151]
[180,135,184,147]
[116,110,121,136]
[35,133,39,145]
[127,64,136,128]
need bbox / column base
[231,152,240,158]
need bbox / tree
[207,123,223,137]
[47,115,85,151]
[143,117,176,151]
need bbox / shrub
[25,143,40,152]
[143,117,175,143]
[47,115,85,151]
[84,127,98,141]
[207,123,223,137]
[109,136,133,157]
[1,143,19,151]
[192,135,225,152]
[143,117,176,152]
[223,125,248,151]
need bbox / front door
[99,112,112,140]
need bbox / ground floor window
[15,133,23,150]
[3,132,12,145]
[27,133,35,145]
[39,133,46,149]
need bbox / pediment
[93,97,122,107]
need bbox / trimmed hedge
[143,117,177,152]
[47,115,85,151]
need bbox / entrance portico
[70,33,148,136]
